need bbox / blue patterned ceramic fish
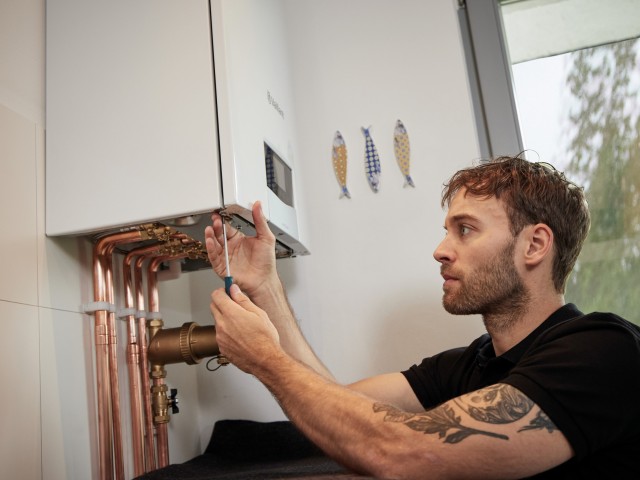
[362,126,381,192]
[394,119,415,188]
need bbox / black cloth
[135,420,351,479]
[402,304,640,478]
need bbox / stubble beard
[441,239,530,334]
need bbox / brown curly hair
[442,155,590,293]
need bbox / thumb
[252,201,274,241]
[229,284,262,314]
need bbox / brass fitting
[145,224,175,242]
[151,383,170,424]
[147,322,220,368]
[147,318,164,345]
[186,242,207,260]
[137,223,158,241]
[150,363,166,380]
[147,321,221,424]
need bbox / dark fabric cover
[135,420,351,480]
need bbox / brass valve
[147,322,222,424]
[151,383,170,424]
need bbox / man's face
[433,190,529,319]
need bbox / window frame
[456,0,524,158]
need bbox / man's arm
[205,202,333,379]
[349,373,425,413]
[248,276,335,380]
[281,362,572,479]
[211,287,573,479]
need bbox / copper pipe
[147,255,173,468]
[146,245,195,314]
[128,238,189,472]
[94,230,151,480]
[133,243,185,472]
[125,243,173,474]
[89,225,193,478]
[134,253,157,472]
[146,253,193,468]
[92,245,114,480]
[147,256,164,314]
[104,245,125,480]
[123,247,158,477]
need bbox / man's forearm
[249,277,335,380]
[252,349,399,477]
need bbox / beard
[441,238,529,332]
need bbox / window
[458,0,640,322]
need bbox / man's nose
[433,236,454,264]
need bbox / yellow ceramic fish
[332,131,350,198]
[394,119,415,188]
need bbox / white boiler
[46,0,308,262]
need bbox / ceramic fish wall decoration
[361,126,381,193]
[394,119,415,188]
[332,130,350,198]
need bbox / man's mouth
[440,269,460,288]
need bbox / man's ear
[523,223,554,267]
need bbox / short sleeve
[402,339,485,409]
[502,313,640,460]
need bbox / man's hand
[204,201,277,297]
[207,201,332,380]
[210,284,282,373]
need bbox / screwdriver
[216,217,233,368]
[222,219,233,296]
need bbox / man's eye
[460,225,471,236]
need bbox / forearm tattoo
[373,402,508,443]
[519,409,558,433]
[373,384,558,444]
[453,384,533,424]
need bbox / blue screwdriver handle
[221,216,234,296]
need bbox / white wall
[282,0,486,382]
[0,0,485,478]
[0,1,204,477]
[0,1,99,478]
[188,0,487,449]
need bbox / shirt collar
[501,303,583,364]
[476,304,583,366]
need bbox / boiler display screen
[264,143,293,207]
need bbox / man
[204,156,640,478]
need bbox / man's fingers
[212,215,226,245]
[228,284,257,311]
[213,214,243,246]
[209,289,224,320]
[212,285,264,318]
[204,226,223,265]
[251,201,274,241]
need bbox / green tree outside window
[562,38,640,323]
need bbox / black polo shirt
[402,304,640,478]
